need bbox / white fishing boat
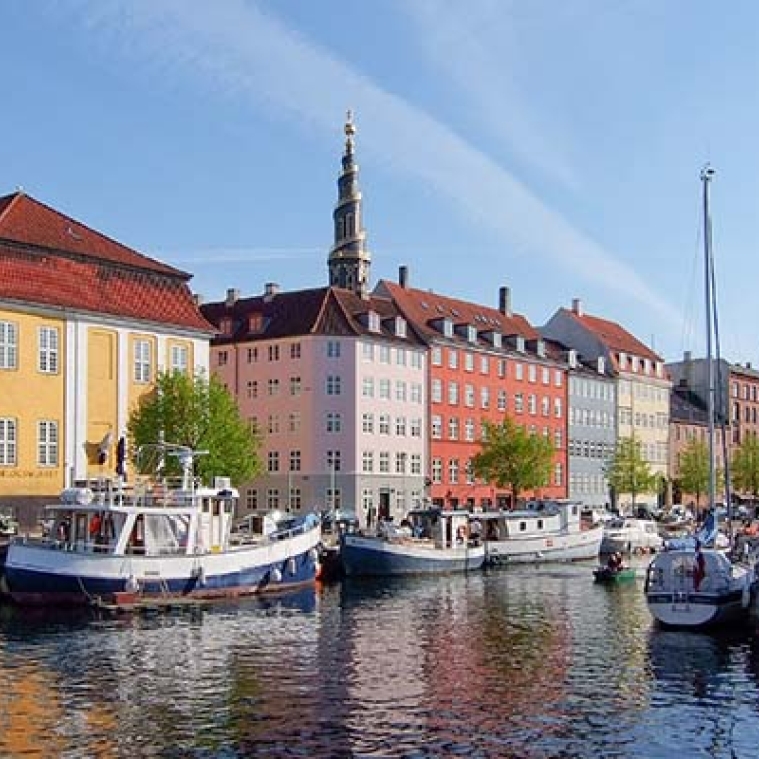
[476,499,603,565]
[3,443,322,607]
[645,166,757,629]
[340,508,485,576]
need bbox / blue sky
[2,1,758,365]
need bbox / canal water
[1,561,759,758]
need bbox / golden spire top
[344,109,356,138]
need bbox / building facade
[376,274,569,509]
[0,192,212,525]
[542,298,670,510]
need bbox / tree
[677,438,709,508]
[732,432,759,500]
[605,436,655,509]
[472,416,555,506]
[127,371,263,485]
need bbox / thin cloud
[156,247,322,265]
[75,0,684,331]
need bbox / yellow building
[0,191,213,526]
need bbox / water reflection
[1,565,759,757]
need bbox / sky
[2,1,759,365]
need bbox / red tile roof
[566,308,663,363]
[0,192,186,277]
[377,279,540,342]
[0,192,212,332]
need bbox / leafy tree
[472,416,555,505]
[732,432,759,499]
[605,436,655,509]
[127,371,262,485]
[677,438,709,507]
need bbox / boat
[340,508,485,576]
[645,166,757,629]
[593,566,637,584]
[475,499,603,565]
[3,443,322,607]
[600,517,663,555]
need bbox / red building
[377,271,568,509]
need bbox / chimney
[499,286,512,317]
[225,288,240,307]
[399,265,409,289]
[193,293,204,306]
[263,282,280,300]
[571,298,583,316]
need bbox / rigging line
[680,189,704,356]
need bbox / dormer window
[368,311,381,333]
[516,336,525,353]
[395,317,407,338]
[655,361,663,377]
[536,339,546,358]
[248,313,264,333]
[568,349,578,369]
[467,325,477,343]
[644,358,652,375]
[597,356,606,374]
[619,351,628,370]
[443,318,453,338]
[220,317,234,335]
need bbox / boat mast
[701,164,716,511]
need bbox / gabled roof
[561,307,663,364]
[0,191,212,333]
[376,279,539,344]
[0,191,186,277]
[201,286,426,345]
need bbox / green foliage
[606,436,656,507]
[732,432,759,498]
[677,438,709,505]
[127,371,262,485]
[472,416,555,504]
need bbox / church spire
[328,110,371,297]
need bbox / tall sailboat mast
[701,163,716,510]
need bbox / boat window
[537,519,544,530]
[519,521,527,532]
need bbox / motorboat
[3,443,322,607]
[340,508,485,576]
[600,517,663,555]
[475,499,603,565]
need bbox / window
[363,377,375,398]
[431,346,443,366]
[289,412,301,432]
[528,364,537,383]
[497,390,507,412]
[362,451,374,473]
[362,413,374,433]
[410,418,422,437]
[289,450,301,471]
[247,380,258,399]
[395,416,407,436]
[432,415,443,439]
[266,489,280,510]
[432,458,443,484]
[0,418,18,465]
[448,458,459,484]
[515,363,524,381]
[38,326,59,374]
[465,418,475,442]
[480,356,489,375]
[326,412,342,433]
[448,349,458,369]
[0,321,18,370]
[379,414,391,434]
[411,383,423,404]
[268,345,280,361]
[170,344,188,373]
[37,421,58,466]
[267,451,280,472]
[448,417,459,440]
[395,453,406,474]
[411,454,422,474]
[327,450,341,472]
[326,375,341,395]
[267,378,280,396]
[379,452,390,473]
[431,379,443,404]
[465,384,475,408]
[134,339,151,383]
[290,342,301,359]
[290,376,302,396]
[464,353,474,372]
[327,340,341,358]
[480,387,490,409]
[395,381,407,402]
[379,379,391,400]
[396,348,407,366]
[247,347,258,363]
[448,382,459,405]
[267,415,280,434]
[362,342,374,361]
[380,345,391,364]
